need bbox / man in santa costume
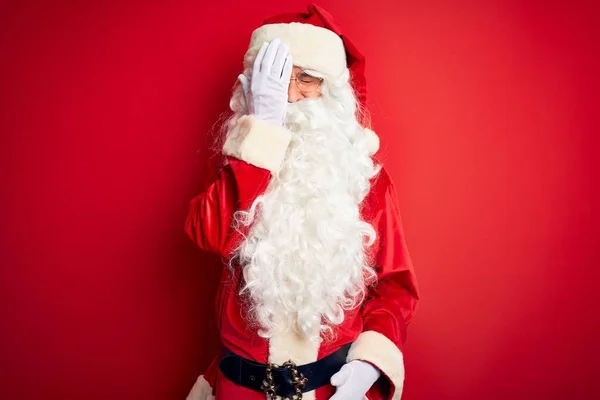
[185,4,419,400]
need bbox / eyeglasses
[289,70,323,95]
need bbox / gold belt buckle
[261,360,308,400]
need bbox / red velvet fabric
[185,157,420,399]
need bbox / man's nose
[288,81,303,103]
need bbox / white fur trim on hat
[347,330,405,400]
[244,23,347,77]
[222,115,292,174]
[186,375,215,400]
[364,128,380,156]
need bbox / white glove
[330,360,381,400]
[238,38,293,127]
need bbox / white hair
[223,68,380,341]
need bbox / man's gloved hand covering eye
[238,38,293,127]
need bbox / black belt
[219,342,352,399]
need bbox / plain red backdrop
[1,0,598,399]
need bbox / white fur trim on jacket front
[186,375,215,400]
[222,115,292,174]
[244,23,347,78]
[267,312,320,400]
[347,330,405,400]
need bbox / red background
[1,1,598,399]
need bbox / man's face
[287,66,323,103]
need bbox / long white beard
[232,95,380,340]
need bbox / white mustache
[284,98,329,132]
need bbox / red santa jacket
[185,115,419,400]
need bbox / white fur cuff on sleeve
[348,330,405,400]
[222,115,292,174]
[186,374,215,400]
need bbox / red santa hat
[242,4,379,154]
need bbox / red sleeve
[362,170,419,349]
[184,114,293,257]
[184,157,271,256]
[348,168,420,400]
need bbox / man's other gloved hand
[238,38,293,127]
[330,360,381,400]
